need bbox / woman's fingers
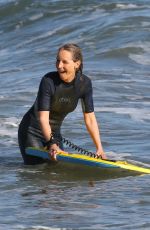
[49,149,57,161]
[96,151,107,160]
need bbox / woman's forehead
[57,49,73,60]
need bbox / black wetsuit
[18,71,94,164]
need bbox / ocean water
[0,0,150,229]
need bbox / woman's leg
[18,121,46,165]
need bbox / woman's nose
[57,60,63,68]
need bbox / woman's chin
[59,73,69,82]
[59,75,67,82]
[59,72,75,83]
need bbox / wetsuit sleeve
[37,76,53,111]
[81,79,94,113]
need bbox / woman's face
[56,49,80,83]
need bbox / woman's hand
[49,144,68,161]
[49,144,58,161]
[95,149,107,160]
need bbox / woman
[18,43,106,165]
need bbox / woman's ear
[75,60,81,71]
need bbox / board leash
[51,132,96,157]
[61,136,115,162]
[61,136,96,158]
[51,132,116,162]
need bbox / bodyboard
[26,147,150,174]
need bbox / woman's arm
[83,112,106,159]
[38,111,67,160]
[38,111,52,142]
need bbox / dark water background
[0,0,150,229]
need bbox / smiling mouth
[58,69,66,73]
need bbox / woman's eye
[56,59,70,65]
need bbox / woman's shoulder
[75,73,92,97]
[43,71,59,79]
[40,71,60,85]
[78,73,92,87]
[82,73,91,81]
